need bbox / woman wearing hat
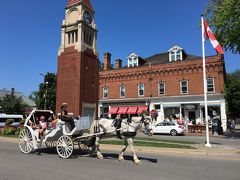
[38,116,47,138]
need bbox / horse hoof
[134,161,142,165]
[118,156,124,161]
[98,156,104,160]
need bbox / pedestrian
[185,116,189,131]
[230,119,235,130]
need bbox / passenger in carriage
[50,114,59,128]
[38,116,47,138]
[60,103,75,131]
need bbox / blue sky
[0,0,239,96]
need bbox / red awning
[117,107,129,114]
[108,107,119,114]
[137,106,149,114]
[127,106,138,114]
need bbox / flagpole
[201,15,211,147]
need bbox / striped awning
[117,107,129,114]
[137,106,148,114]
[127,106,138,114]
[108,106,119,114]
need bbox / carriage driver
[60,103,75,132]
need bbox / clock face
[84,11,92,25]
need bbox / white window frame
[158,82,165,95]
[138,83,144,97]
[207,78,215,93]
[120,85,126,98]
[127,53,139,67]
[180,80,188,94]
[168,46,183,62]
[103,87,108,99]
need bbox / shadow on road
[31,148,158,163]
[102,153,158,164]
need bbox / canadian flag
[203,19,224,54]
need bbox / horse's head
[141,115,153,136]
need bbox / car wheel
[170,129,177,136]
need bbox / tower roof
[67,0,94,11]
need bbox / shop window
[158,82,165,95]
[138,83,144,96]
[103,87,108,99]
[180,80,188,94]
[164,107,180,119]
[120,85,126,98]
[154,104,161,110]
[207,78,215,93]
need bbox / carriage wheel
[57,136,73,159]
[45,141,57,148]
[18,128,34,154]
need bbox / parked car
[153,121,185,136]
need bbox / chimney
[115,59,122,69]
[104,52,111,71]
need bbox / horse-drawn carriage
[18,109,94,158]
[19,109,153,164]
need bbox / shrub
[1,127,16,135]
[5,119,14,126]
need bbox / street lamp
[44,81,48,110]
[39,73,48,110]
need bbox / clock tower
[56,0,99,119]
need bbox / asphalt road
[0,141,239,180]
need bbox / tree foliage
[0,92,28,114]
[34,73,56,112]
[225,70,240,117]
[204,0,240,54]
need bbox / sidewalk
[1,136,240,160]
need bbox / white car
[153,121,185,136]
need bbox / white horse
[89,115,153,164]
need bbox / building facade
[56,0,99,119]
[98,45,227,131]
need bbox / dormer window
[127,53,139,67]
[168,45,184,62]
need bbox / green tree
[35,73,56,112]
[204,0,240,54]
[225,70,240,117]
[0,91,28,114]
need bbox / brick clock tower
[56,0,99,119]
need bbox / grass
[135,137,200,145]
[100,139,196,149]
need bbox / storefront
[149,94,227,131]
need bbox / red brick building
[98,45,227,131]
[56,0,99,119]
